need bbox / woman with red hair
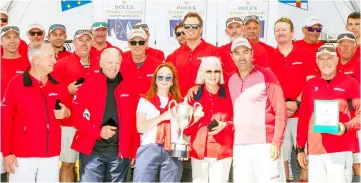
[133,62,183,182]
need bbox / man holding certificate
[296,44,360,183]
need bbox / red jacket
[71,73,139,158]
[297,74,360,155]
[184,85,234,160]
[1,71,71,158]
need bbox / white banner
[96,0,146,50]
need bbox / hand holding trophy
[168,96,202,158]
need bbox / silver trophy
[168,97,202,158]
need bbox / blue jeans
[79,152,129,182]
[133,143,183,182]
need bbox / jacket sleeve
[1,79,17,157]
[71,84,101,140]
[265,69,287,146]
[296,83,311,148]
[130,94,140,159]
[344,78,360,131]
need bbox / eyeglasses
[306,26,322,32]
[74,29,93,37]
[205,70,222,75]
[157,75,172,81]
[175,31,185,37]
[244,15,260,23]
[133,24,149,30]
[337,33,356,41]
[92,22,108,28]
[129,40,146,46]
[29,31,43,36]
[317,46,336,53]
[226,17,244,26]
[1,18,8,23]
[184,24,200,30]
[1,26,19,33]
[49,24,66,31]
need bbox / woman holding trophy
[184,56,234,183]
[133,62,184,182]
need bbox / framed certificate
[313,100,339,134]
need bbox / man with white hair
[27,23,45,49]
[1,43,72,182]
[71,48,138,182]
[296,44,360,183]
[229,37,286,183]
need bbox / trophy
[168,97,202,158]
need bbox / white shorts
[281,118,298,161]
[9,156,59,182]
[0,153,5,174]
[308,152,353,183]
[353,153,361,164]
[191,157,232,183]
[60,126,78,163]
[233,144,286,183]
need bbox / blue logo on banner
[108,19,142,41]
[169,19,183,37]
[61,0,92,12]
[259,20,265,38]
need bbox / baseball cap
[128,28,147,40]
[305,16,322,27]
[0,25,20,37]
[337,31,356,43]
[27,23,45,32]
[231,37,252,51]
[74,29,93,39]
[226,17,243,27]
[133,23,149,32]
[244,15,260,25]
[48,24,66,34]
[0,8,8,16]
[316,45,337,57]
[91,21,108,30]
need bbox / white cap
[316,45,337,57]
[27,23,45,32]
[0,8,8,16]
[0,25,20,37]
[305,16,322,27]
[128,28,147,40]
[231,37,252,51]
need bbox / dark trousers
[1,173,6,182]
[290,147,301,181]
[79,152,129,182]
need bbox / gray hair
[100,47,122,61]
[28,43,50,61]
[195,56,225,84]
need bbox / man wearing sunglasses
[120,28,162,96]
[47,24,71,61]
[296,44,360,183]
[90,21,123,63]
[174,22,186,46]
[0,8,28,59]
[272,17,317,183]
[346,12,360,61]
[167,12,217,96]
[27,23,45,49]
[123,23,165,61]
[217,16,269,81]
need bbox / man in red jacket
[47,24,71,61]
[1,43,71,182]
[71,48,139,182]
[296,44,360,183]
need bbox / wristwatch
[295,99,301,108]
[296,147,305,154]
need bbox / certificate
[313,100,339,134]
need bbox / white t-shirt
[136,96,179,145]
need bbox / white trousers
[308,151,353,183]
[191,157,232,183]
[9,156,59,182]
[233,144,285,183]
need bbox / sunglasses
[244,15,260,23]
[1,18,8,23]
[92,22,108,28]
[75,29,93,37]
[226,17,244,26]
[205,70,222,75]
[1,26,19,33]
[49,24,66,31]
[133,24,149,30]
[317,46,336,53]
[29,31,44,36]
[175,31,185,37]
[184,24,200,30]
[306,26,322,32]
[157,75,172,81]
[337,33,356,41]
[129,40,146,46]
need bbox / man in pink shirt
[228,37,286,183]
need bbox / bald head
[100,48,122,79]
[28,43,56,74]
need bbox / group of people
[0,6,360,183]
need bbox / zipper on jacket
[115,89,122,158]
[41,87,50,157]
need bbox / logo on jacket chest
[146,74,153,77]
[120,93,129,97]
[15,70,24,74]
[48,93,59,97]
[334,87,345,92]
[292,61,303,65]
[83,108,90,121]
